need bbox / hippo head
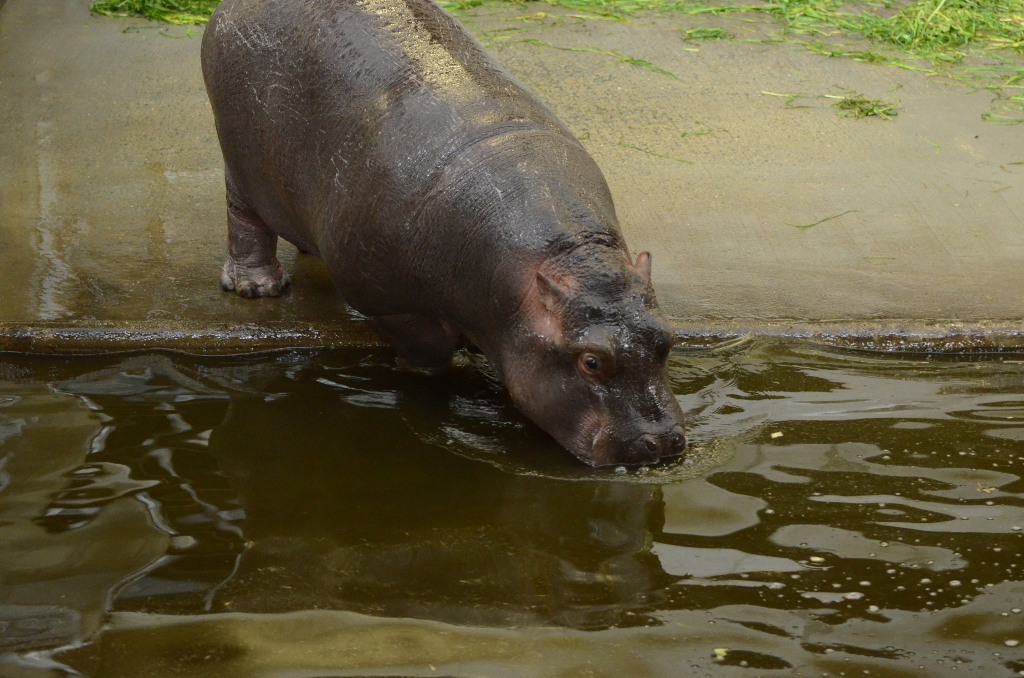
[501,246,686,467]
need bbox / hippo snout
[620,425,687,465]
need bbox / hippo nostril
[623,434,663,464]
[666,425,687,455]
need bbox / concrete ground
[1,0,1022,351]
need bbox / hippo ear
[633,251,652,283]
[536,271,570,311]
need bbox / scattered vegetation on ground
[93,0,1024,121]
[484,0,1024,69]
[102,0,1024,65]
[91,0,219,24]
[826,92,899,118]
[520,38,679,76]
[762,90,900,117]
[492,0,1023,122]
[682,26,735,39]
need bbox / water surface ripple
[1,341,1023,676]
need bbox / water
[1,340,1023,677]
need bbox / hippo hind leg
[220,187,291,299]
[375,314,460,374]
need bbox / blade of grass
[520,38,677,77]
[916,134,942,152]
[787,209,857,229]
[761,90,814,107]
[617,140,693,163]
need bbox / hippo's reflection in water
[179,396,667,629]
[39,351,671,629]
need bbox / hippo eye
[579,353,602,376]
[576,347,616,381]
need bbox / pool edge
[1,320,1022,355]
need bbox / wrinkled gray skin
[201,0,685,466]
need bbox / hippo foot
[220,258,291,298]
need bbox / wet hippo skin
[201,0,685,466]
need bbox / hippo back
[202,0,593,306]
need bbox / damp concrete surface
[0,0,1022,352]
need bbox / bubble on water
[171,535,198,550]
[920,578,932,584]
[1005,640,1020,647]
[949,580,961,587]
[843,592,864,600]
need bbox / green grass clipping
[93,0,1024,62]
[91,0,1023,123]
[91,0,220,25]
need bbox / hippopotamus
[201,0,686,466]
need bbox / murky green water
[1,340,1023,677]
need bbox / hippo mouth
[624,425,687,464]
[585,425,687,467]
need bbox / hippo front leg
[220,190,291,299]
[374,314,460,375]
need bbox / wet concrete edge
[670,320,1024,354]
[1,320,1022,355]
[0,321,389,355]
